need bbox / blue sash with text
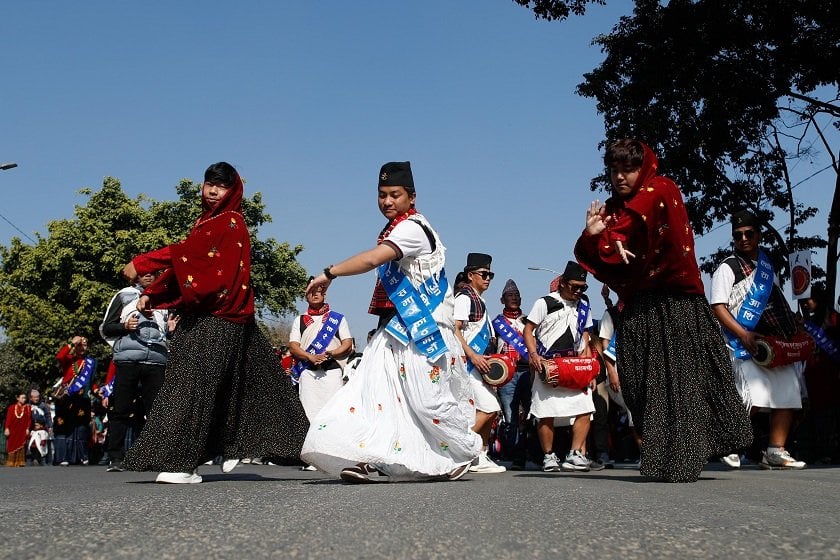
[576,299,590,342]
[725,250,774,360]
[465,320,492,373]
[604,332,617,361]
[291,311,345,381]
[69,358,95,395]
[380,261,449,362]
[492,315,529,360]
[803,320,840,363]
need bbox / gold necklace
[13,403,24,419]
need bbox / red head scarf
[142,169,255,323]
[574,141,704,302]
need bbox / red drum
[540,356,600,390]
[481,354,516,387]
[753,331,815,368]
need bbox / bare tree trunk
[827,168,840,309]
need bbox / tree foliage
[0,177,307,400]
[512,0,603,21]
[517,0,839,300]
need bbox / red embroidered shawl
[574,142,704,303]
[133,173,254,324]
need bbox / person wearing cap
[453,253,506,474]
[523,260,596,473]
[575,139,752,482]
[491,278,533,469]
[301,161,481,483]
[288,281,353,421]
[710,209,806,470]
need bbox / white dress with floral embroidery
[301,214,482,480]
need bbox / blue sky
[1,1,833,344]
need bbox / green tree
[0,177,307,400]
[512,0,603,21]
[516,0,839,300]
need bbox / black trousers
[107,361,165,462]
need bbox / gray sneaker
[542,453,560,472]
[561,450,591,472]
[759,449,806,470]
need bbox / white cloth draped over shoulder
[301,213,482,480]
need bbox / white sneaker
[222,459,239,473]
[760,448,806,470]
[156,471,203,484]
[561,450,591,472]
[468,452,506,474]
[542,453,561,472]
[721,454,741,469]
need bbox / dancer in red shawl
[574,139,751,482]
[4,392,31,467]
[120,162,308,484]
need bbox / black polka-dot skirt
[617,291,752,482]
[123,314,309,473]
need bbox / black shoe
[339,463,384,484]
[106,462,125,472]
[447,463,471,481]
[588,459,606,472]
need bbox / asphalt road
[2,461,838,559]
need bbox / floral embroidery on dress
[468,398,475,406]
[377,403,383,412]
[208,246,219,258]
[184,275,197,288]
[359,442,366,448]
[229,217,238,228]
[429,366,441,383]
[439,442,449,451]
[393,441,402,453]
[181,256,188,262]
[432,418,440,425]
[399,363,406,379]
[317,423,326,430]
[349,406,356,413]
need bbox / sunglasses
[733,230,757,241]
[471,270,495,280]
[566,282,588,293]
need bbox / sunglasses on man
[471,270,495,280]
[733,229,757,241]
[565,282,588,293]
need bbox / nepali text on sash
[379,261,449,362]
[803,320,840,363]
[291,311,345,381]
[492,315,529,360]
[725,250,773,360]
